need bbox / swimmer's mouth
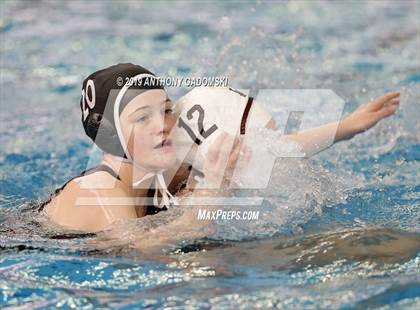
[154,139,172,149]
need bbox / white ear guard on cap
[114,73,157,160]
[113,73,178,208]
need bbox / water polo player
[175,86,400,184]
[41,63,190,231]
[41,62,400,234]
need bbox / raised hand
[346,92,400,134]
[336,91,400,142]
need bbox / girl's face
[119,89,177,171]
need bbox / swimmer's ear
[86,113,126,157]
[85,112,102,139]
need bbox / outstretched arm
[281,91,400,157]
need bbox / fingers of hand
[376,104,398,119]
[206,146,219,164]
[387,98,400,106]
[207,132,228,163]
[204,132,235,185]
[242,144,252,163]
[367,91,400,112]
[227,139,243,168]
[235,144,252,171]
[356,103,367,112]
[375,96,399,119]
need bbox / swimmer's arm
[279,92,400,157]
[46,184,138,232]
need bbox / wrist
[336,117,356,142]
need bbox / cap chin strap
[109,154,178,208]
[113,74,178,209]
[132,170,178,208]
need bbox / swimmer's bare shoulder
[44,171,138,232]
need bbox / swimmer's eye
[135,114,150,123]
[161,107,173,115]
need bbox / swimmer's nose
[153,113,173,137]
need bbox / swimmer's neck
[101,153,153,197]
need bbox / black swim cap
[80,63,163,157]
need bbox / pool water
[1,1,419,309]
